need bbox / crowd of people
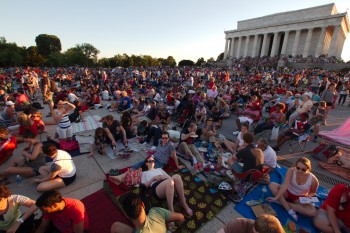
[0,62,350,232]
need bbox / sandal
[245,200,262,207]
[218,182,232,191]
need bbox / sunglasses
[296,166,307,172]
[146,160,155,163]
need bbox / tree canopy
[35,34,62,57]
[0,35,217,67]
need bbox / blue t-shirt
[119,96,131,110]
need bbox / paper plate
[190,134,198,138]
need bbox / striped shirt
[56,109,71,128]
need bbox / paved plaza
[2,95,350,233]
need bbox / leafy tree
[195,57,205,66]
[26,46,45,66]
[207,57,215,63]
[76,43,100,65]
[98,58,110,67]
[0,38,25,66]
[178,59,194,66]
[47,52,65,67]
[64,48,88,66]
[217,52,224,61]
[35,34,62,57]
[166,56,176,66]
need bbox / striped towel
[72,115,102,134]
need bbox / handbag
[270,125,280,141]
[124,168,142,187]
[60,140,79,151]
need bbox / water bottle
[261,185,267,202]
[16,175,23,186]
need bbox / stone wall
[287,62,350,71]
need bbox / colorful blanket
[72,115,102,134]
[234,166,328,233]
[105,168,229,233]
[319,116,350,146]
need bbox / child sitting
[310,101,326,142]
[89,127,108,157]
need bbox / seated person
[15,88,31,111]
[32,144,76,192]
[117,91,131,112]
[217,97,230,118]
[267,157,319,221]
[195,103,207,124]
[132,99,151,121]
[288,94,313,127]
[0,130,45,181]
[111,193,185,233]
[110,155,192,216]
[310,101,326,142]
[200,117,216,143]
[0,101,16,128]
[0,185,37,233]
[102,115,129,149]
[35,190,89,233]
[136,131,183,170]
[0,127,17,165]
[121,111,137,139]
[209,106,223,128]
[233,103,261,135]
[313,184,350,233]
[89,127,108,157]
[257,138,277,169]
[272,112,310,152]
[227,132,264,174]
[217,214,284,233]
[86,89,100,107]
[254,103,286,135]
[178,123,205,169]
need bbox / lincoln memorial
[223,3,349,59]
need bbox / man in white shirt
[257,138,277,169]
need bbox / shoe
[232,131,239,135]
[272,146,280,152]
[245,200,262,207]
[150,146,157,151]
[197,163,203,171]
[124,146,133,152]
[232,190,244,203]
[193,164,199,173]
[142,142,149,145]
[288,209,298,221]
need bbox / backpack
[48,79,58,92]
[308,143,338,162]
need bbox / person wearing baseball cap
[0,101,16,128]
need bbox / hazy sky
[1,0,350,62]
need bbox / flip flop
[245,200,262,207]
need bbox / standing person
[267,157,319,221]
[313,184,350,233]
[35,190,89,233]
[32,144,76,192]
[0,185,37,233]
[216,214,285,233]
[41,71,54,105]
[321,83,336,125]
[110,193,185,233]
[338,81,349,106]
[50,100,76,141]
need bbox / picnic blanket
[105,168,228,233]
[318,161,350,182]
[234,166,329,233]
[72,115,102,134]
[319,116,350,146]
[81,188,130,233]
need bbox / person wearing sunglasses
[313,184,350,233]
[110,155,193,217]
[267,157,319,221]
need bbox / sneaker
[150,146,157,151]
[288,209,298,221]
[232,131,239,135]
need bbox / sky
[1,0,350,63]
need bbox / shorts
[57,125,73,139]
[150,179,166,197]
[286,189,304,202]
[316,209,350,232]
[57,173,76,186]
[326,102,333,107]
[238,116,253,125]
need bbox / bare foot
[184,206,193,217]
